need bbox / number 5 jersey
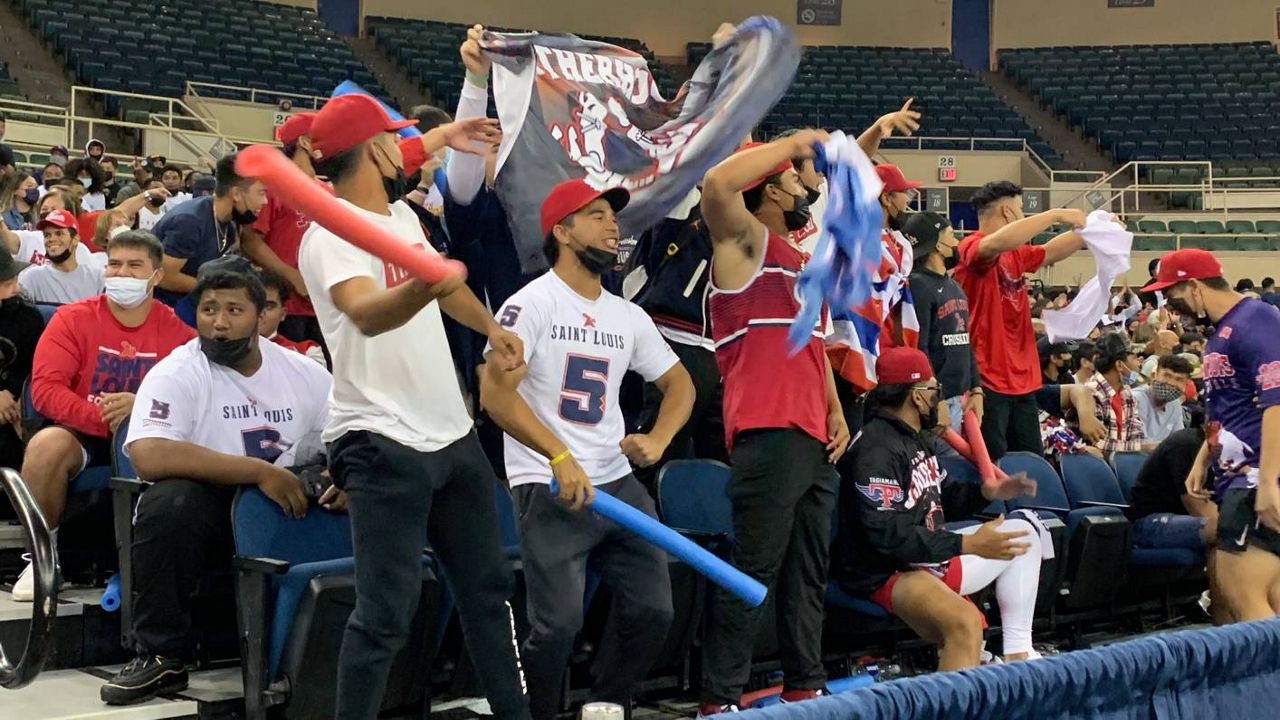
[492,270,679,487]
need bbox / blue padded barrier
[736,619,1280,720]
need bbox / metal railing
[0,467,57,690]
[184,81,329,110]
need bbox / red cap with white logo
[1140,248,1224,292]
[875,346,935,385]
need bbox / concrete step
[981,69,1115,175]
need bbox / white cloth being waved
[299,199,475,453]
[490,270,679,488]
[125,337,332,467]
[1041,210,1133,342]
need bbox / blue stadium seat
[232,485,444,719]
[657,459,733,540]
[999,452,1127,612]
[1109,452,1149,501]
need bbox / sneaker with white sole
[10,552,62,602]
[11,555,36,602]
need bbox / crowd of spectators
[1,22,1278,717]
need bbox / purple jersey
[1202,298,1280,495]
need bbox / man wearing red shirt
[256,268,326,366]
[12,230,193,601]
[954,180,1085,459]
[241,113,325,347]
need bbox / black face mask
[200,334,255,367]
[574,245,619,275]
[147,195,167,208]
[382,170,408,204]
[917,393,940,432]
[942,252,959,271]
[804,185,822,205]
[781,189,812,232]
[231,206,258,225]
[887,208,908,232]
[1166,296,1201,322]
[47,248,72,265]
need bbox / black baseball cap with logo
[901,211,951,261]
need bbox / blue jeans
[945,396,965,431]
[1133,513,1207,550]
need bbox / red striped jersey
[709,229,829,447]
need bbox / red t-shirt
[270,332,319,356]
[31,296,195,438]
[953,232,1046,396]
[249,184,329,317]
[79,210,103,252]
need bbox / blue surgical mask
[1125,371,1139,387]
[79,177,92,189]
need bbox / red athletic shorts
[868,559,964,613]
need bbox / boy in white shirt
[297,93,530,720]
[17,209,104,303]
[480,179,694,720]
[100,265,334,705]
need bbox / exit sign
[938,167,957,182]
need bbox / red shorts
[868,559,964,613]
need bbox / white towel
[1041,211,1133,343]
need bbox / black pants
[701,429,836,705]
[131,479,235,658]
[980,387,1043,460]
[514,476,673,720]
[636,341,726,489]
[329,430,529,720]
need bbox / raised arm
[977,208,1085,262]
[447,24,493,204]
[701,130,825,245]
[855,98,921,158]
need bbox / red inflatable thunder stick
[234,145,466,285]
[942,411,1008,485]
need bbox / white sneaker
[11,555,35,602]
[11,551,60,602]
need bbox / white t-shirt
[162,192,193,213]
[137,205,165,232]
[18,261,104,304]
[81,192,106,212]
[492,271,679,487]
[298,199,473,452]
[12,229,99,268]
[126,338,332,467]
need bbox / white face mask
[104,274,152,309]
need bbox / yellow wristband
[548,449,572,467]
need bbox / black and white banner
[481,17,800,272]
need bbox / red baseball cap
[308,95,416,161]
[737,142,795,191]
[876,163,923,194]
[37,209,77,231]
[276,112,316,145]
[1140,248,1224,292]
[540,179,630,238]
[875,346,935,385]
